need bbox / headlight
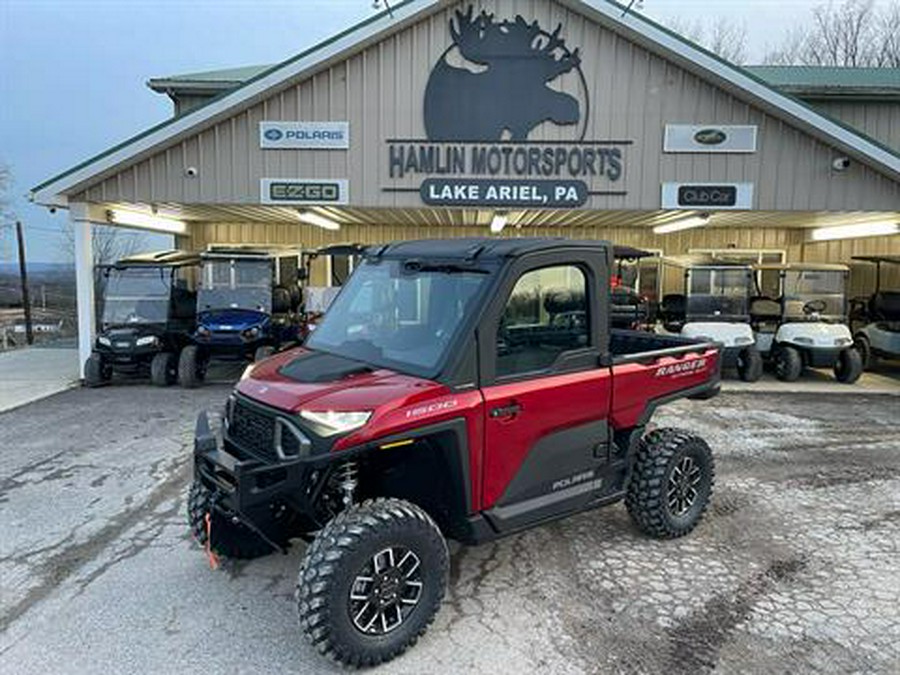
[136,336,159,347]
[794,337,814,345]
[835,337,852,346]
[241,327,261,340]
[240,364,255,381]
[98,336,111,347]
[734,336,753,345]
[299,410,371,437]
[197,326,211,338]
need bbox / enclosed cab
[180,249,303,387]
[750,263,861,383]
[85,251,200,387]
[849,255,900,368]
[189,238,722,668]
[646,255,762,381]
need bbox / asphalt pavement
[1,384,899,674]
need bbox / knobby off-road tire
[84,353,110,388]
[150,352,176,387]
[834,347,863,384]
[296,498,449,668]
[187,480,273,560]
[737,346,763,382]
[626,428,715,539]
[178,345,201,389]
[774,345,803,382]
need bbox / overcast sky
[0,0,878,262]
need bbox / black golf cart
[85,251,200,387]
[179,248,304,387]
[850,255,900,367]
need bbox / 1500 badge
[655,358,708,377]
[405,400,459,419]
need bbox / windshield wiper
[402,260,490,275]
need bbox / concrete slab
[0,348,80,412]
[721,362,900,395]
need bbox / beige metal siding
[809,100,900,153]
[72,0,900,212]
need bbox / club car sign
[384,7,630,208]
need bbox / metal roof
[30,0,900,205]
[373,237,612,261]
[105,250,202,268]
[852,255,900,265]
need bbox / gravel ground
[1,385,898,674]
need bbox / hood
[235,348,448,414]
[99,324,164,339]
[199,308,268,330]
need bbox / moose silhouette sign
[383,6,629,208]
[424,7,586,142]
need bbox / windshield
[686,268,750,318]
[783,270,846,318]
[306,259,489,376]
[199,259,271,312]
[102,267,172,326]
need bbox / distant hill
[0,262,74,274]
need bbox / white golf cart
[647,255,762,382]
[750,263,862,383]
[850,255,900,368]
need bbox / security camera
[832,157,851,171]
[185,166,198,177]
[49,207,57,214]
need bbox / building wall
[185,221,900,294]
[809,100,900,153]
[72,0,900,212]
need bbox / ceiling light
[107,209,187,235]
[490,212,508,234]
[653,213,710,235]
[810,221,899,242]
[297,210,341,231]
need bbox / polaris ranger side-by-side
[189,239,721,667]
[85,251,199,387]
[179,249,305,387]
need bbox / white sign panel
[664,125,758,153]
[260,121,350,149]
[662,182,754,210]
[260,179,349,205]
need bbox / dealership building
[30,0,900,374]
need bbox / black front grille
[229,398,278,462]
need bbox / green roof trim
[743,66,900,91]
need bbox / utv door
[480,254,613,533]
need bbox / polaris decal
[405,400,459,419]
[552,470,595,491]
[655,358,708,378]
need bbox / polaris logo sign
[260,122,350,149]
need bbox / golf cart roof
[202,245,300,260]
[313,243,367,257]
[613,245,653,261]
[852,255,900,265]
[105,250,201,269]
[754,262,849,272]
[662,254,752,269]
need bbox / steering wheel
[802,299,828,315]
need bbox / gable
[37,0,900,213]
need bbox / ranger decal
[655,358,708,378]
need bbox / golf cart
[652,255,762,381]
[750,263,861,383]
[298,243,365,338]
[181,249,303,387]
[850,255,900,367]
[85,251,200,387]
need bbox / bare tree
[658,16,749,64]
[61,222,150,267]
[765,0,900,66]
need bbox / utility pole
[15,220,33,345]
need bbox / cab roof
[754,262,849,272]
[661,254,752,269]
[105,250,201,268]
[369,238,612,261]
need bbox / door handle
[490,401,523,419]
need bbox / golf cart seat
[871,291,900,322]
[750,297,781,322]
[272,286,292,314]
[660,294,686,331]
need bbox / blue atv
[178,249,303,387]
